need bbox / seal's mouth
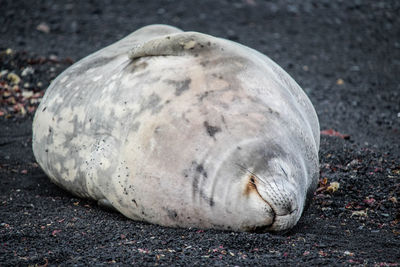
[242,174,275,232]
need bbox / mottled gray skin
[32,24,320,232]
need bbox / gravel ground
[1,0,399,265]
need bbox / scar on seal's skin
[203,121,221,137]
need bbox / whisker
[235,163,249,173]
[235,162,270,186]
[236,163,258,177]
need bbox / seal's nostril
[283,203,292,214]
[283,203,297,215]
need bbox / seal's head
[211,138,314,232]
[239,161,303,232]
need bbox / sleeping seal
[32,24,320,232]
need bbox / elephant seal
[32,24,320,232]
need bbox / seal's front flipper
[98,198,117,212]
[129,32,219,60]
[129,24,183,40]
[73,25,184,63]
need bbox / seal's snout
[268,180,298,216]
[254,176,302,231]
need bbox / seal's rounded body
[32,25,320,232]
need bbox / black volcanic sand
[1,0,399,265]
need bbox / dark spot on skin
[195,164,208,178]
[237,146,242,150]
[139,93,162,115]
[196,164,204,173]
[183,169,190,178]
[182,113,190,123]
[188,162,215,207]
[89,118,92,122]
[131,199,138,207]
[209,197,215,207]
[166,79,191,96]
[165,100,171,104]
[165,208,178,221]
[198,90,214,101]
[45,149,48,153]
[152,105,163,114]
[200,61,209,67]
[268,107,280,116]
[146,94,161,108]
[48,127,52,133]
[166,36,171,40]
[204,121,221,137]
[198,190,215,207]
[221,115,226,125]
[130,122,140,132]
[42,107,47,112]
[211,73,219,78]
[192,175,199,194]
